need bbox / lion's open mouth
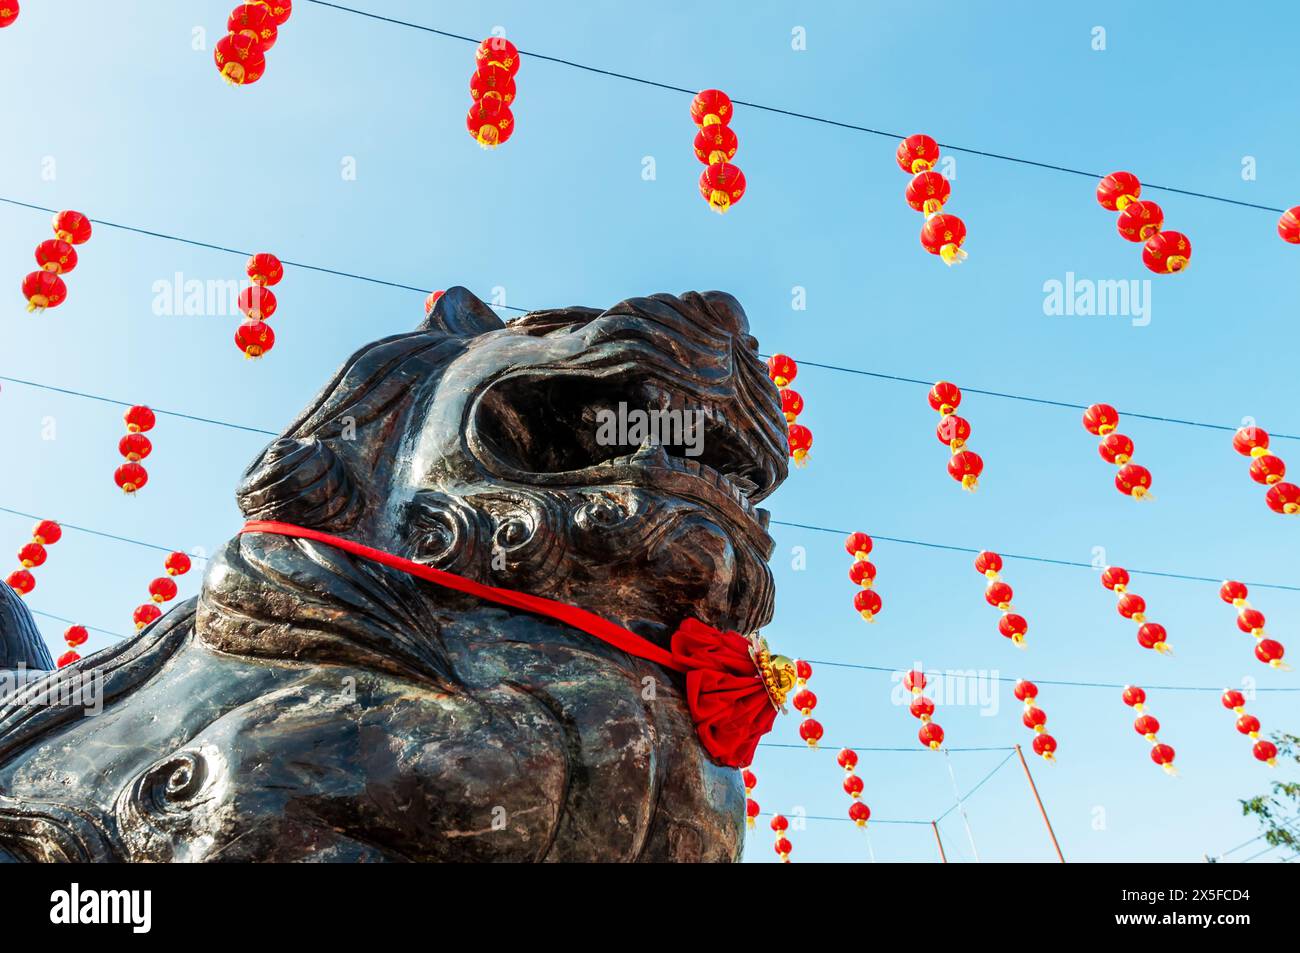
[468,371,785,533]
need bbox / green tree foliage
[1241,731,1300,852]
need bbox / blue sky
[1,1,1297,862]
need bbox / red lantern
[470,64,516,105]
[690,89,732,127]
[795,660,812,684]
[1221,689,1246,711]
[780,389,803,422]
[164,551,192,576]
[214,32,266,85]
[237,285,277,321]
[1032,733,1057,760]
[17,542,45,568]
[767,354,798,387]
[1232,425,1270,457]
[424,290,444,315]
[837,748,858,771]
[1116,592,1146,621]
[694,123,738,165]
[799,718,824,747]
[787,424,812,466]
[1236,714,1261,737]
[1249,454,1286,485]
[1137,622,1169,652]
[1255,639,1287,669]
[1279,207,1300,244]
[229,3,277,50]
[918,722,944,750]
[699,162,746,213]
[903,670,927,693]
[1142,231,1191,274]
[124,405,156,433]
[1098,432,1135,465]
[149,577,179,603]
[246,252,283,287]
[769,814,787,832]
[1096,171,1141,211]
[1265,482,1300,515]
[792,689,817,715]
[1101,566,1130,592]
[1134,714,1160,740]
[928,381,961,414]
[773,837,792,862]
[974,551,1002,577]
[56,650,80,668]
[114,463,149,494]
[1122,685,1146,709]
[844,531,873,560]
[1253,740,1279,766]
[1014,679,1038,704]
[896,134,940,174]
[0,3,16,29]
[22,271,67,312]
[118,433,152,462]
[1237,608,1266,636]
[745,798,759,827]
[947,450,983,490]
[34,239,76,275]
[1150,743,1176,774]
[853,588,882,622]
[1115,463,1153,499]
[1023,706,1048,731]
[999,613,1028,643]
[63,624,88,648]
[909,696,935,721]
[848,560,876,588]
[905,171,951,215]
[1117,201,1164,242]
[848,801,871,826]
[260,0,292,26]
[936,414,970,450]
[466,99,514,148]
[6,569,34,595]
[133,603,162,630]
[843,774,864,798]
[475,35,519,74]
[30,520,60,546]
[984,580,1013,610]
[51,210,92,245]
[920,214,968,265]
[1082,403,1119,436]
[235,319,275,359]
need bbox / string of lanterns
[114,406,156,495]
[770,813,793,863]
[794,659,822,747]
[5,519,61,597]
[929,381,983,491]
[837,748,872,827]
[1082,402,1153,500]
[845,532,882,623]
[768,354,812,465]
[692,90,746,213]
[905,669,946,751]
[896,134,968,265]
[1231,423,1300,515]
[1096,171,1192,274]
[57,624,87,668]
[0,3,17,29]
[974,551,1028,648]
[23,210,91,313]
[467,37,519,148]
[1100,566,1172,655]
[215,1,292,86]
[1121,685,1178,775]
[131,551,192,632]
[1015,679,1058,762]
[743,768,760,830]
[1220,689,1278,766]
[1218,581,1289,670]
[236,252,283,358]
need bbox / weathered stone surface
[0,288,787,862]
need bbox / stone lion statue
[0,288,788,862]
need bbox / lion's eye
[496,517,531,548]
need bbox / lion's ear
[420,286,506,337]
[236,437,360,529]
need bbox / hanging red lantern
[843,773,864,798]
[22,271,67,312]
[118,433,152,462]
[690,89,732,127]
[466,99,514,148]
[694,123,738,165]
[1236,714,1261,738]
[246,252,283,286]
[1255,639,1288,669]
[63,624,88,648]
[928,381,961,414]
[796,660,812,685]
[798,717,824,747]
[124,405,156,433]
[1098,432,1135,465]
[896,134,940,174]
[792,688,817,715]
[148,577,179,603]
[1150,743,1176,775]
[6,570,34,595]
[920,214,968,265]
[741,769,757,793]
[214,31,266,85]
[114,463,149,494]
[1116,593,1146,621]
[844,531,873,560]
[848,559,876,588]
[1136,622,1169,652]
[1116,201,1164,242]
[853,588,882,623]
[918,722,945,750]
[56,650,80,668]
[999,613,1028,643]
[903,670,927,693]
[848,801,871,827]
[1142,231,1191,274]
[1082,403,1119,436]
[837,748,858,771]
[909,695,935,720]
[1014,679,1038,705]
[51,210,92,245]
[1101,566,1130,592]
[1264,482,1300,514]
[1096,171,1141,211]
[936,414,970,450]
[905,171,951,215]
[947,450,983,490]
[15,542,44,569]
[1023,706,1048,731]
[1134,714,1161,741]
[699,162,747,213]
[475,36,520,76]
[259,0,292,25]
[1232,425,1270,457]
[773,837,792,862]
[1253,741,1279,766]
[133,604,162,630]
[1221,689,1246,712]
[984,580,1014,610]
[164,551,192,576]
[1115,463,1153,499]
[1278,207,1300,244]
[229,2,278,50]
[780,389,803,422]
[0,3,17,28]
[424,290,444,315]
[1236,608,1266,637]
[767,354,798,387]
[787,424,812,466]
[974,551,1002,578]
[1122,685,1146,709]
[470,64,516,105]
[745,798,760,828]
[1032,734,1058,760]
[235,319,275,359]
[32,519,61,545]
[1249,454,1286,485]
[34,239,77,275]
[237,285,277,321]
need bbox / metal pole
[931,821,948,863]
[1015,743,1065,863]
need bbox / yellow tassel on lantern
[940,244,968,266]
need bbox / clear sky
[1,1,1297,863]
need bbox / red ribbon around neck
[239,521,777,768]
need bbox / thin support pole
[1015,743,1065,863]
[931,821,948,863]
